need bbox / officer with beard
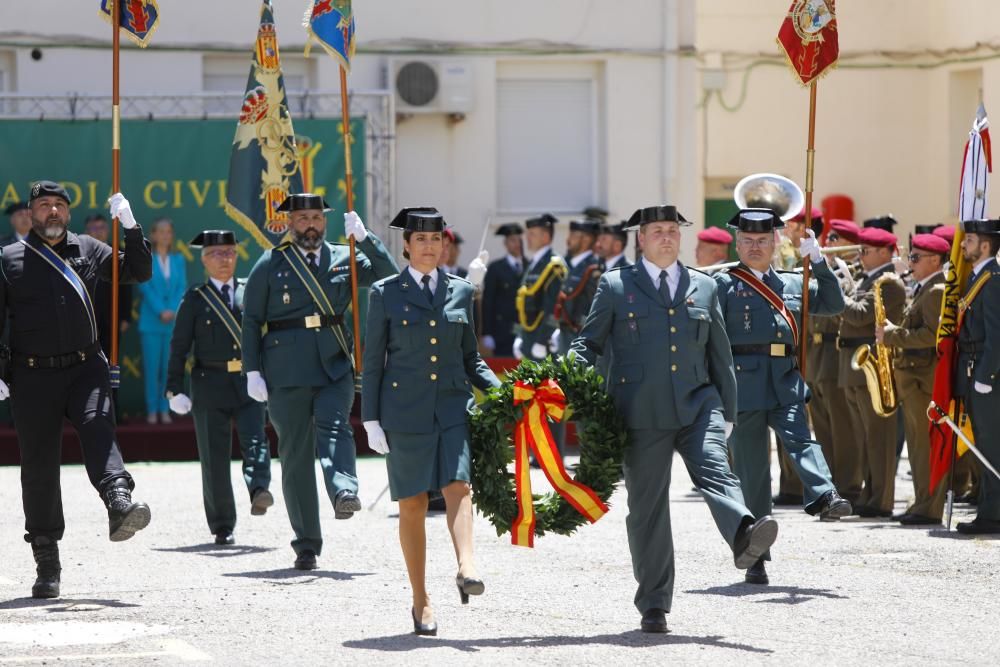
[241,194,398,569]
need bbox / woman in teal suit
[362,208,501,636]
[137,217,186,424]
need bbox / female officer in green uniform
[361,208,501,636]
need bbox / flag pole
[109,0,122,388]
[798,80,818,374]
[339,65,362,372]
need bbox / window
[497,75,600,213]
[202,55,312,115]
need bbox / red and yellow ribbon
[511,379,609,547]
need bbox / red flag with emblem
[777,0,839,86]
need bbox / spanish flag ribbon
[510,379,609,547]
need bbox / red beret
[859,227,897,248]
[932,225,956,243]
[829,219,860,243]
[697,227,733,244]
[790,206,823,223]
[911,233,950,255]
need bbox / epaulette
[446,272,473,286]
[687,266,711,277]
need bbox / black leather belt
[15,342,102,370]
[837,336,875,350]
[900,348,936,358]
[732,343,796,358]
[958,341,984,353]
[811,332,838,344]
[195,359,243,373]
[267,314,343,331]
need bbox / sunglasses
[908,253,933,263]
[826,233,840,242]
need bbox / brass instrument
[850,274,899,417]
[733,173,805,221]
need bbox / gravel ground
[0,450,998,665]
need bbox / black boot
[102,479,151,542]
[28,535,61,599]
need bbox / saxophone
[850,274,899,417]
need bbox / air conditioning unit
[389,59,474,115]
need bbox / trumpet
[694,246,863,272]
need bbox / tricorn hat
[276,193,331,213]
[962,219,1000,235]
[525,213,559,230]
[727,208,784,232]
[625,205,690,231]
[389,207,445,232]
[495,223,524,237]
[190,230,237,248]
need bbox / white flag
[958,104,990,221]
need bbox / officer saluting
[570,205,777,634]
[241,194,398,569]
[715,209,851,585]
[513,214,566,361]
[0,181,152,599]
[480,223,524,356]
[166,230,273,545]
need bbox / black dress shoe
[29,536,61,599]
[772,493,803,507]
[956,518,1000,534]
[102,480,151,542]
[745,559,768,585]
[956,491,979,504]
[855,505,892,518]
[294,550,318,570]
[250,488,274,516]
[214,530,235,545]
[733,515,779,569]
[427,491,447,513]
[640,608,669,633]
[334,490,361,519]
[898,513,941,526]
[808,490,852,521]
[411,607,438,636]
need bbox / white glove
[467,250,489,288]
[169,393,192,415]
[0,379,8,401]
[974,381,993,394]
[481,335,496,352]
[549,329,561,352]
[108,193,137,229]
[512,336,524,360]
[724,421,734,439]
[344,211,367,242]
[246,371,269,402]
[531,342,548,360]
[799,230,822,263]
[363,420,390,455]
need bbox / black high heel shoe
[411,607,437,636]
[455,574,485,604]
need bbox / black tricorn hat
[495,223,524,237]
[913,224,942,235]
[389,207,445,232]
[727,208,785,232]
[625,205,690,230]
[4,201,28,215]
[190,230,237,248]
[863,215,898,231]
[962,219,1000,235]
[525,213,558,230]
[569,219,602,235]
[29,180,70,205]
[276,193,331,213]
[583,206,609,220]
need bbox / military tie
[912,282,921,298]
[221,283,233,310]
[307,252,319,275]
[658,269,671,304]
[422,274,434,305]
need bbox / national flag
[99,0,160,48]
[929,105,991,491]
[224,0,305,249]
[303,0,357,71]
[776,0,839,86]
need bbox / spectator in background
[440,228,468,277]
[137,217,186,425]
[2,201,33,246]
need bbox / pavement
[0,451,998,666]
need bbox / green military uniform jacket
[570,262,737,429]
[167,279,251,409]
[883,271,944,374]
[837,264,906,389]
[517,247,566,359]
[361,269,499,434]
[241,235,398,388]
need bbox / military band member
[876,233,949,525]
[694,226,733,267]
[0,183,152,599]
[716,209,850,585]
[838,226,906,518]
[513,214,566,361]
[570,205,778,633]
[954,219,1000,534]
[597,222,632,271]
[480,223,524,356]
[362,208,501,635]
[242,194,398,569]
[166,230,273,545]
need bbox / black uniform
[0,226,151,540]
[480,255,522,356]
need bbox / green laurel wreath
[469,355,629,539]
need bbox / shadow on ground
[0,597,140,611]
[223,569,374,583]
[684,583,847,605]
[152,543,277,558]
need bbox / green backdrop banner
[0,118,366,419]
